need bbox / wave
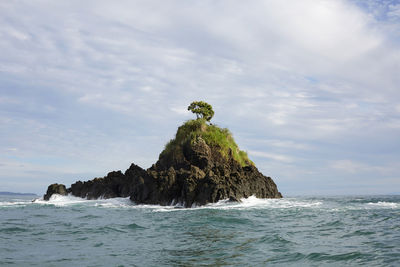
[207,196,322,209]
[33,194,89,206]
[1,194,322,211]
[0,226,29,233]
[366,201,399,208]
[32,194,134,208]
[0,201,31,207]
[151,196,323,212]
[1,194,399,211]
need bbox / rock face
[44,122,282,207]
[44,183,68,200]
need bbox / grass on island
[161,119,254,167]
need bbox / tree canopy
[188,101,214,121]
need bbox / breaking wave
[1,194,399,212]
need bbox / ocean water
[0,194,399,266]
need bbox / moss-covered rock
[160,119,253,168]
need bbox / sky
[1,0,400,195]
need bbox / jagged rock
[69,170,129,199]
[44,119,282,206]
[44,183,68,200]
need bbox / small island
[44,101,282,207]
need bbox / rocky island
[44,101,282,207]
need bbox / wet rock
[43,183,67,200]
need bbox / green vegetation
[161,118,254,167]
[188,101,214,122]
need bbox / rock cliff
[44,119,282,206]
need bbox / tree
[188,101,214,122]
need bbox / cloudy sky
[1,0,399,195]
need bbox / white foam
[9,194,398,212]
[151,196,323,212]
[205,196,322,210]
[2,194,165,209]
[32,194,138,208]
[0,201,30,207]
[31,194,88,206]
[366,201,400,209]
[93,197,135,208]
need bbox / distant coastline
[0,191,38,196]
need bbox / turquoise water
[1,194,399,266]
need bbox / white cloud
[78,93,103,103]
[0,0,399,194]
[140,86,153,92]
[170,106,190,116]
[263,139,311,150]
[248,150,294,163]
[330,160,395,175]
[388,4,400,19]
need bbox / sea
[0,194,399,266]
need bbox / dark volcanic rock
[50,136,282,207]
[69,170,129,199]
[44,183,68,200]
[44,119,282,206]
[130,137,282,207]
